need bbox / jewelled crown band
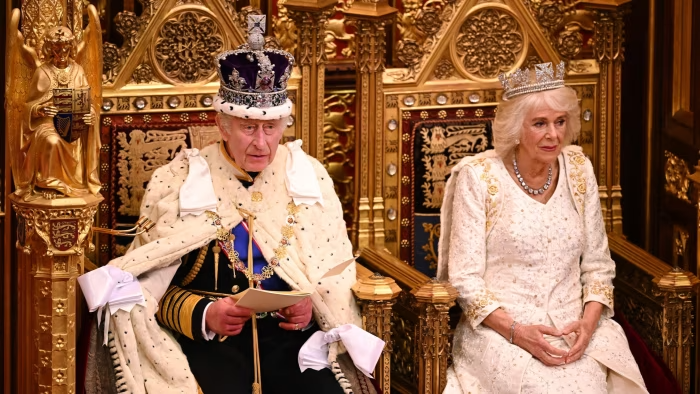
[498,61,566,100]
[218,85,288,108]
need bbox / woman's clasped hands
[561,318,596,364]
[512,319,596,366]
[511,324,568,366]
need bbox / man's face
[216,115,286,172]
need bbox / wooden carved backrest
[384,85,595,278]
[95,115,222,262]
[92,0,303,264]
[398,106,495,276]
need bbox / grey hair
[492,86,581,158]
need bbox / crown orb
[249,33,265,51]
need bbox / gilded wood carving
[115,129,189,216]
[7,7,103,201]
[664,150,691,203]
[152,10,226,84]
[453,7,525,80]
[324,92,357,226]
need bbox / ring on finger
[295,323,300,330]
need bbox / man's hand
[205,297,253,337]
[512,324,568,366]
[278,297,312,331]
[38,105,58,118]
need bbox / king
[80,14,382,394]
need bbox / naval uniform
[156,175,344,394]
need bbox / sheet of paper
[231,288,311,313]
[320,257,356,279]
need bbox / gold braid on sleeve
[181,243,210,286]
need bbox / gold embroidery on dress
[470,158,500,232]
[583,280,614,307]
[566,151,587,216]
[465,288,498,322]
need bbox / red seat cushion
[613,309,681,394]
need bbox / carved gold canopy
[99,1,301,142]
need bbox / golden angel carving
[6,5,103,200]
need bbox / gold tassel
[216,210,264,387]
[239,208,263,393]
[212,245,221,291]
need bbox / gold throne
[3,0,700,393]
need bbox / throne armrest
[357,246,458,394]
[353,262,401,394]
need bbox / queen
[18,26,101,199]
[438,62,648,393]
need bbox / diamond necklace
[513,156,552,195]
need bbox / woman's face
[519,105,567,164]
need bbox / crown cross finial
[247,15,266,35]
[247,15,266,51]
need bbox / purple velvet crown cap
[217,50,292,94]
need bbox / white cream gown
[437,146,648,394]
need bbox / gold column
[345,0,397,250]
[412,279,458,394]
[10,194,102,394]
[285,0,335,160]
[352,272,401,394]
[591,6,627,234]
[653,265,699,394]
[688,165,700,394]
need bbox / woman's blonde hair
[492,86,581,158]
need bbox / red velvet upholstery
[613,309,681,394]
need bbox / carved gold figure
[7,9,103,200]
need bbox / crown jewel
[498,61,566,100]
[215,14,294,111]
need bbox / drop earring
[515,139,520,145]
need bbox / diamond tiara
[498,61,566,100]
